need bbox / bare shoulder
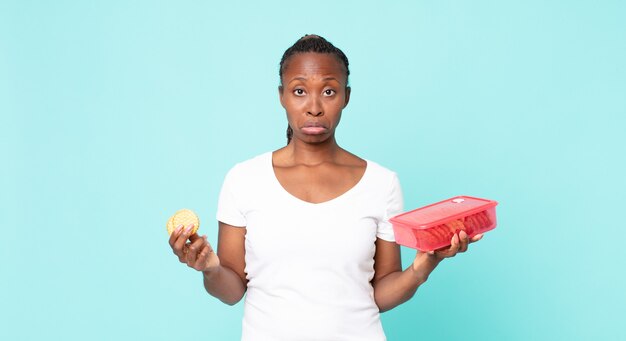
[272,146,290,167]
[337,148,366,168]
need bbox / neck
[286,135,342,165]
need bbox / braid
[287,125,293,144]
[280,34,350,145]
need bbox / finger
[177,243,188,263]
[435,234,458,258]
[184,223,195,235]
[173,224,195,254]
[458,230,469,253]
[171,225,188,255]
[193,245,211,270]
[187,234,206,262]
[168,224,184,248]
[448,233,460,256]
[178,246,188,263]
[470,233,484,243]
[203,236,215,253]
[189,233,201,242]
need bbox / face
[279,52,351,144]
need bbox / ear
[343,86,351,108]
[278,85,285,108]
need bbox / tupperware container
[390,196,498,251]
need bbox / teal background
[1,1,625,340]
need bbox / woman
[168,34,482,340]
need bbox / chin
[298,133,333,144]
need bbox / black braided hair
[279,34,350,145]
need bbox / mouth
[301,121,328,135]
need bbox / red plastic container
[390,196,498,251]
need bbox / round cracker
[166,215,175,234]
[166,209,200,235]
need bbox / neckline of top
[267,151,370,206]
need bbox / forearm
[373,252,442,312]
[202,265,247,305]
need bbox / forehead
[282,52,346,81]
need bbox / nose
[306,96,323,117]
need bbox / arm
[371,239,440,312]
[371,231,483,312]
[169,222,248,305]
[202,222,248,305]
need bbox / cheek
[283,97,305,110]
[283,102,302,125]
[283,102,300,118]
[324,98,345,115]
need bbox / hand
[168,224,220,272]
[426,230,484,260]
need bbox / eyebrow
[288,76,340,84]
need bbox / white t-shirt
[216,152,404,341]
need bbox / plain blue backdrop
[1,1,625,340]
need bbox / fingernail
[176,225,183,232]
[185,224,194,232]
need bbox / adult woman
[168,34,482,340]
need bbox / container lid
[390,195,498,229]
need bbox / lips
[303,121,325,128]
[301,121,328,135]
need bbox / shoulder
[364,160,404,212]
[226,151,271,176]
[338,147,398,185]
[220,152,272,192]
[356,158,402,201]
[364,159,399,183]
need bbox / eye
[323,89,336,96]
[293,89,305,96]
